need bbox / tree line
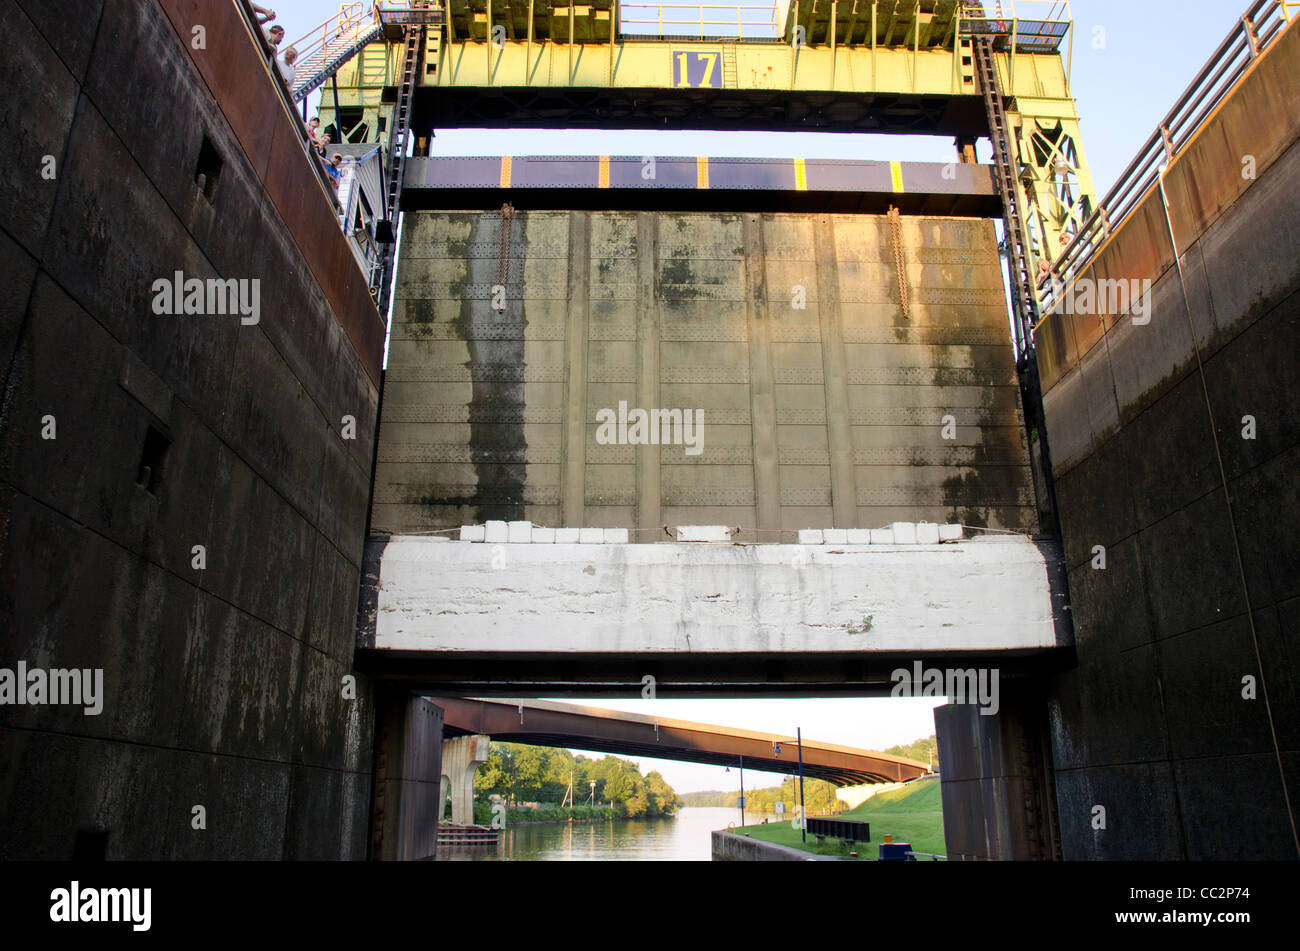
[680,776,843,815]
[883,734,938,769]
[473,742,683,819]
[678,735,938,812]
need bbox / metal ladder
[376,17,425,311]
[970,33,1040,352]
[721,42,738,88]
[967,14,1065,539]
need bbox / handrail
[620,2,780,39]
[231,0,342,209]
[1037,0,1293,317]
[285,2,374,71]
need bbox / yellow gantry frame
[321,0,1097,264]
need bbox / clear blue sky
[266,0,1256,794]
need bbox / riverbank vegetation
[882,734,938,769]
[681,776,843,815]
[471,742,683,822]
[736,777,945,858]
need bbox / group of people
[251,4,298,89]
[306,117,346,191]
[252,5,345,194]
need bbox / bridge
[436,696,927,822]
[431,696,928,822]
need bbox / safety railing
[620,2,782,40]
[285,2,442,67]
[233,0,342,208]
[960,0,1072,54]
[964,0,1071,21]
[375,2,446,27]
[1037,0,1294,317]
[285,2,373,71]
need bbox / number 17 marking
[673,51,722,88]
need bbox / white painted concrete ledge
[373,537,1069,655]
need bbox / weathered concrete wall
[375,209,1035,536]
[1034,19,1300,860]
[0,0,381,858]
[836,781,906,810]
[711,829,832,861]
[371,536,1069,658]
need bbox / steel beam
[434,697,931,785]
[400,154,1001,216]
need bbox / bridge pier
[368,689,444,861]
[440,735,492,825]
[935,683,1060,860]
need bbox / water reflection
[437,807,761,861]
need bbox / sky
[266,0,1255,794]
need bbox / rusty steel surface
[158,0,386,386]
[1034,10,1300,394]
[433,697,931,785]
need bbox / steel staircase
[289,4,385,103]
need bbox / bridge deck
[436,697,932,783]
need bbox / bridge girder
[435,697,931,785]
[320,4,1097,267]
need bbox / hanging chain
[495,202,515,311]
[887,205,910,321]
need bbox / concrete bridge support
[441,735,491,825]
[369,690,444,861]
[935,684,1060,860]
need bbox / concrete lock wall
[0,0,381,859]
[1034,19,1300,859]
[373,209,1037,536]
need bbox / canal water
[437,807,770,861]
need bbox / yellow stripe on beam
[697,156,709,189]
[890,160,904,193]
[500,155,512,188]
[794,157,807,191]
[599,155,610,188]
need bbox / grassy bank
[732,778,945,859]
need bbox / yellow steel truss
[318,0,1097,266]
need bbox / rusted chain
[887,205,909,321]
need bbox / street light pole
[797,728,807,843]
[739,755,745,828]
